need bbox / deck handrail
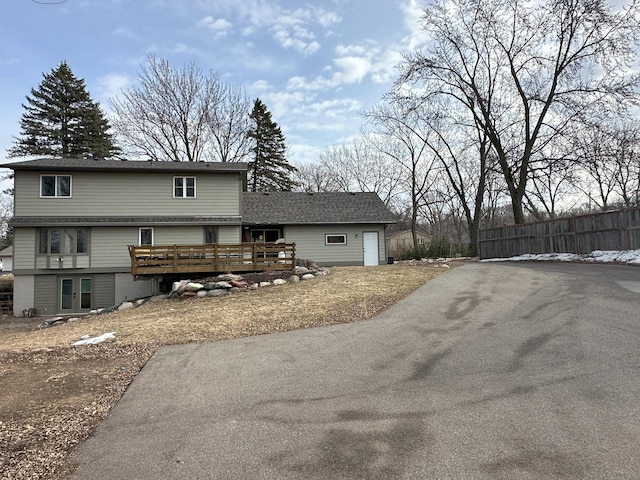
[128,243,296,276]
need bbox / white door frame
[363,231,379,266]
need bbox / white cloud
[196,1,340,56]
[198,16,232,38]
[95,73,131,107]
[333,56,372,83]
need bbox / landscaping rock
[301,274,315,281]
[214,281,233,289]
[171,280,191,295]
[273,278,287,286]
[228,287,241,293]
[216,273,244,282]
[293,266,310,275]
[180,291,197,298]
[118,302,134,311]
[207,289,228,297]
[184,282,204,292]
[259,281,272,288]
[289,275,300,283]
[230,280,248,288]
[196,290,208,298]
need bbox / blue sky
[0,0,428,166]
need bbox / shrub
[396,237,470,260]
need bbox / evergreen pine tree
[247,99,298,191]
[8,61,118,159]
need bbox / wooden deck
[128,243,296,276]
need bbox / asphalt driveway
[71,262,640,479]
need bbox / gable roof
[0,158,248,173]
[243,192,398,225]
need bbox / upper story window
[174,176,196,198]
[41,175,71,197]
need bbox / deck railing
[128,243,296,276]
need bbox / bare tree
[399,0,640,224]
[110,55,251,162]
[525,140,581,220]
[574,122,623,210]
[365,103,440,250]
[573,119,640,209]
[368,96,491,256]
[207,84,252,163]
[292,161,332,192]
[308,137,404,210]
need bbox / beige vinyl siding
[13,275,34,316]
[94,274,116,308]
[34,274,56,315]
[13,228,36,270]
[219,225,241,243]
[153,226,207,245]
[14,171,242,217]
[90,227,137,268]
[284,224,387,266]
[90,225,243,268]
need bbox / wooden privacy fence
[479,207,640,259]
[129,243,296,276]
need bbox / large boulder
[184,282,204,292]
[216,273,244,282]
[207,289,228,297]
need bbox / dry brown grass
[0,264,446,480]
[0,265,444,352]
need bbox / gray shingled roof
[10,216,242,227]
[0,158,247,173]
[242,192,398,225]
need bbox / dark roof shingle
[0,158,247,173]
[242,192,398,225]
[10,216,242,227]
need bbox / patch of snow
[480,249,640,265]
[72,332,116,346]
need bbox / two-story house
[3,158,396,317]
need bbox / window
[204,226,218,244]
[38,228,89,254]
[251,229,281,243]
[41,175,71,197]
[139,227,154,245]
[80,278,92,309]
[325,234,347,245]
[174,176,196,198]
